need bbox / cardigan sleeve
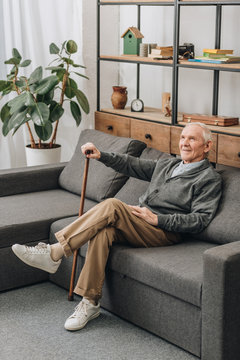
[98,151,156,182]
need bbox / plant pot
[25,144,61,166]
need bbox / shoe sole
[12,245,58,274]
[64,311,101,331]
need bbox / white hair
[184,122,213,144]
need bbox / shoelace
[25,242,48,254]
[71,301,88,319]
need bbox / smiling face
[179,124,212,164]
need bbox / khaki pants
[55,198,180,302]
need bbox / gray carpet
[0,282,198,360]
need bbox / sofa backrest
[59,129,146,202]
[193,166,240,245]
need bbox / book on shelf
[188,56,240,64]
[203,53,228,59]
[150,48,173,57]
[148,54,172,60]
[156,46,173,50]
[203,49,234,55]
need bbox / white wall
[97,4,240,118]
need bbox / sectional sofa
[1,129,240,360]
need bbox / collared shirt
[171,159,205,178]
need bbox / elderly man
[12,122,222,331]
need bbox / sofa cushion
[49,216,215,307]
[193,166,240,245]
[0,190,97,247]
[59,129,146,202]
[115,147,172,205]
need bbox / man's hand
[81,142,101,159]
[128,205,158,226]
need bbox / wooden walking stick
[68,150,92,301]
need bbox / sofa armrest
[202,241,240,360]
[0,162,67,196]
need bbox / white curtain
[0,0,86,169]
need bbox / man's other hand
[81,143,101,159]
[128,205,158,226]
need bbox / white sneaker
[64,298,100,331]
[12,242,61,274]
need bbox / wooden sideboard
[95,110,240,168]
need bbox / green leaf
[8,93,28,114]
[0,80,12,91]
[73,71,89,80]
[4,58,20,65]
[31,102,50,126]
[66,40,78,54]
[50,43,60,54]
[45,66,64,72]
[4,57,20,65]
[0,103,11,123]
[25,92,35,106]
[19,59,31,67]
[29,66,43,84]
[70,101,81,126]
[34,75,59,95]
[12,114,30,135]
[36,89,54,105]
[7,73,15,81]
[34,121,52,141]
[49,102,64,122]
[12,48,22,60]
[62,57,74,65]
[2,117,10,136]
[2,86,13,96]
[3,109,28,135]
[15,77,26,88]
[55,69,66,82]
[73,88,90,114]
[72,63,86,68]
[65,78,77,99]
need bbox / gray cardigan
[99,152,222,234]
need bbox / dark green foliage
[0,40,89,144]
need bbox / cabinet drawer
[170,126,217,163]
[95,111,130,137]
[218,134,240,168]
[131,119,170,153]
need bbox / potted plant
[0,40,89,165]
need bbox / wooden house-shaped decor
[121,27,144,55]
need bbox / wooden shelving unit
[100,55,173,66]
[97,0,240,167]
[100,107,240,136]
[101,107,174,124]
[100,55,240,71]
[100,0,174,3]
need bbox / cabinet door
[131,119,170,153]
[95,111,130,137]
[218,134,240,168]
[170,126,217,163]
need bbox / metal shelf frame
[97,0,240,124]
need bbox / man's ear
[204,140,213,154]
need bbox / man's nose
[182,138,189,146]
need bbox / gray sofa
[1,129,240,360]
